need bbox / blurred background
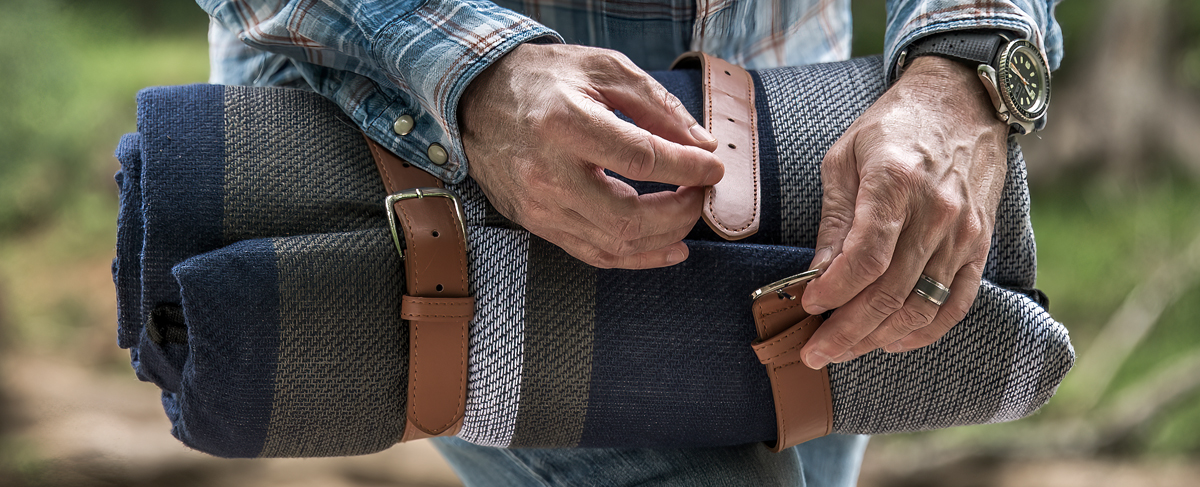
[0,0,1197,485]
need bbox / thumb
[804,138,859,311]
[599,71,719,152]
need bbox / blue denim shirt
[201,0,1062,184]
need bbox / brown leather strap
[670,51,761,240]
[363,135,473,441]
[750,280,833,451]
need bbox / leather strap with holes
[670,51,761,240]
[363,134,474,442]
[750,280,833,451]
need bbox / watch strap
[906,31,1005,65]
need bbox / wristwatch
[898,31,1051,135]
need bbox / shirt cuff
[366,2,564,184]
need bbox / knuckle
[535,98,574,135]
[855,335,889,354]
[864,287,907,318]
[587,50,638,79]
[955,211,991,244]
[927,192,961,225]
[896,305,936,331]
[615,133,658,179]
[610,213,644,242]
[819,213,853,234]
[586,249,620,269]
[870,158,923,192]
[847,247,891,281]
[826,331,861,350]
[597,234,635,257]
[657,88,686,116]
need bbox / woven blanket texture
[114,56,1073,458]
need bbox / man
[201,0,1062,484]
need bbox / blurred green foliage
[0,0,207,357]
[1033,171,1200,453]
[0,0,208,236]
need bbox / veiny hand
[459,43,724,269]
[800,55,1010,368]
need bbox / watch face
[998,40,1050,122]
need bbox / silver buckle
[750,269,821,301]
[384,187,467,259]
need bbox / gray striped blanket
[113,56,1073,458]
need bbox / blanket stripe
[511,237,596,448]
[115,56,1073,458]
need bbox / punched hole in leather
[750,280,834,452]
[670,51,761,240]
[363,134,474,441]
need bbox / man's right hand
[459,43,724,269]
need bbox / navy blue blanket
[115,57,1073,458]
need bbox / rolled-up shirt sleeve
[884,0,1064,84]
[199,0,563,183]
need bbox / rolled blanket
[114,56,1073,458]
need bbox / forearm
[884,0,1064,83]
[198,0,562,183]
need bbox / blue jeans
[432,435,869,487]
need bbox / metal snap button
[427,143,448,165]
[393,115,415,136]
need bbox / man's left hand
[800,55,1010,369]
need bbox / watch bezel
[995,39,1051,124]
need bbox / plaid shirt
[202,0,1062,183]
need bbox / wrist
[894,56,1000,127]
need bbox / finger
[888,258,986,352]
[532,181,704,259]
[569,100,724,187]
[801,138,859,315]
[799,229,934,369]
[848,263,957,358]
[802,161,909,315]
[564,178,705,252]
[549,228,692,269]
[567,192,705,259]
[589,58,719,152]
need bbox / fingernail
[805,350,832,369]
[833,351,856,363]
[884,342,905,353]
[810,247,833,272]
[666,249,685,265]
[690,123,715,143]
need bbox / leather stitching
[746,64,760,232]
[757,296,808,320]
[366,136,469,436]
[702,55,759,235]
[400,197,467,434]
[756,324,814,363]
[771,364,788,449]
